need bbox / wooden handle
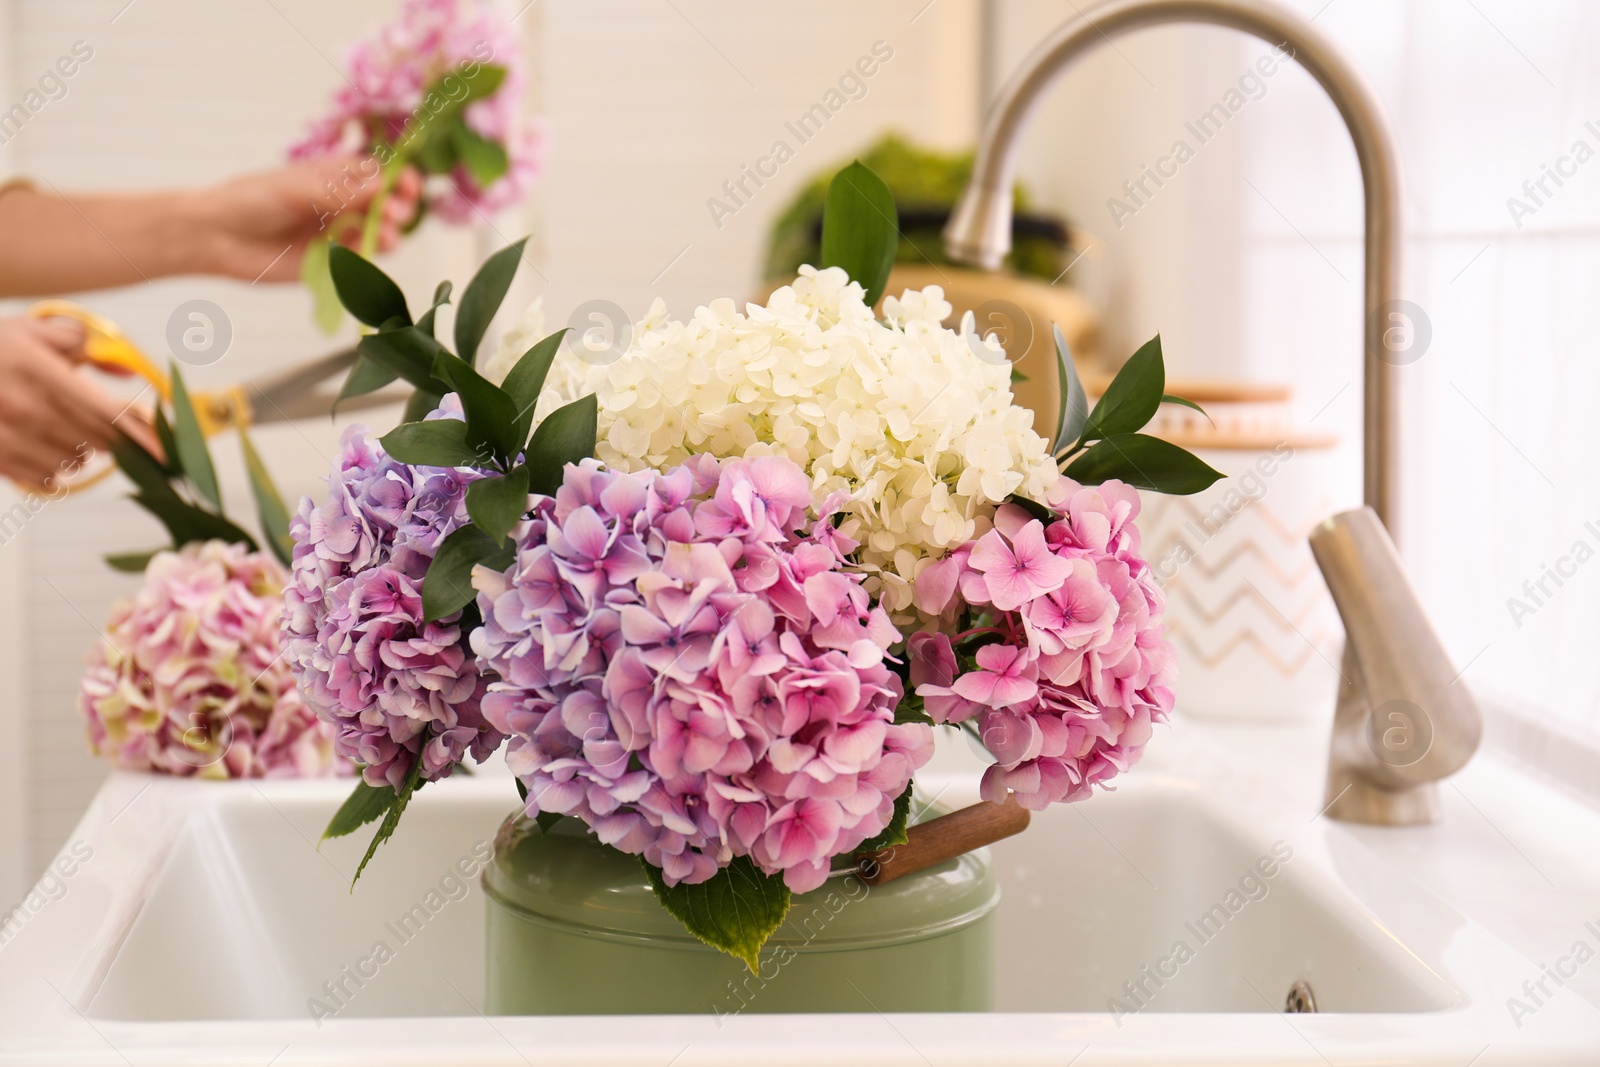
[856,798,1030,885]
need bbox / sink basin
[4,719,1597,1064]
[991,782,1457,1015]
[83,774,1453,1022]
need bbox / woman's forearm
[0,185,221,296]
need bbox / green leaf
[423,523,515,622]
[455,238,528,367]
[503,330,568,447]
[301,237,344,335]
[453,124,510,187]
[1081,335,1165,444]
[133,491,259,551]
[352,740,426,887]
[334,355,401,415]
[857,784,913,852]
[378,418,488,469]
[892,692,933,725]
[1161,393,1214,425]
[153,409,181,476]
[1005,493,1055,524]
[400,65,508,177]
[413,123,460,174]
[323,780,395,842]
[403,388,445,424]
[238,427,293,567]
[1053,324,1090,453]
[1063,433,1225,495]
[643,855,791,974]
[357,327,447,391]
[525,394,598,497]
[454,63,507,106]
[329,245,411,329]
[819,160,898,307]
[534,811,565,833]
[466,467,530,545]
[516,778,529,804]
[432,353,519,461]
[416,280,454,338]
[167,364,221,511]
[111,434,181,505]
[104,550,158,573]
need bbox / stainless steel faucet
[1310,508,1481,824]
[944,0,1480,825]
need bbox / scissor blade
[247,347,361,403]
[246,384,410,424]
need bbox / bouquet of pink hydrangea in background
[289,0,544,331]
[81,365,350,780]
[296,160,1222,970]
[81,541,345,779]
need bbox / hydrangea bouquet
[291,162,1221,968]
[288,0,543,332]
[79,368,346,778]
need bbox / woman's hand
[198,156,424,283]
[0,159,422,297]
[0,316,161,488]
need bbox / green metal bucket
[482,811,999,1015]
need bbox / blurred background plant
[763,133,1074,284]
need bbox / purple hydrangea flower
[472,455,934,893]
[283,396,504,789]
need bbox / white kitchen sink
[4,718,1598,1064]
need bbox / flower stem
[358,150,406,259]
[1054,439,1089,465]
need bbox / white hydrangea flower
[533,266,1059,623]
[881,285,952,328]
[479,296,546,385]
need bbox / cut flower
[530,266,1060,624]
[282,397,503,790]
[471,454,934,893]
[80,541,347,779]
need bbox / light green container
[483,811,999,1015]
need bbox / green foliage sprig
[324,238,597,627]
[108,364,293,572]
[1048,327,1224,496]
[318,237,599,884]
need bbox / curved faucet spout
[943,0,1401,531]
[948,0,1483,826]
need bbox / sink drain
[1285,981,1317,1013]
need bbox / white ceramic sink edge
[2,714,1598,1065]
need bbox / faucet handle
[1310,507,1482,823]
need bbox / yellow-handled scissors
[22,300,404,495]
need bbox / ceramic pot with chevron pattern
[1133,383,1354,721]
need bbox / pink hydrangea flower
[79,541,348,779]
[288,0,544,222]
[965,519,1073,612]
[472,455,934,893]
[909,478,1174,809]
[283,396,502,790]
